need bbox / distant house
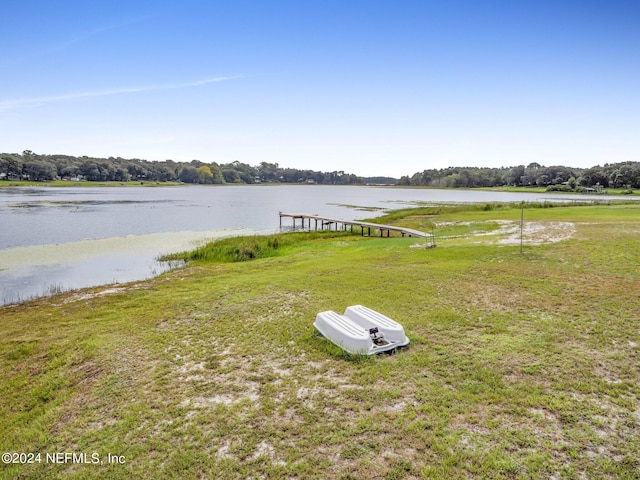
[584,187,604,194]
[3,173,23,180]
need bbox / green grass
[162,231,352,264]
[475,186,639,196]
[1,203,639,479]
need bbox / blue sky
[1,0,638,177]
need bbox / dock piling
[279,212,435,247]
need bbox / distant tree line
[0,151,364,185]
[2,151,638,191]
[398,161,640,191]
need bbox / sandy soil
[495,220,576,245]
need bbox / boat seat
[344,305,409,346]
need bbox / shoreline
[0,228,263,306]
[1,179,638,196]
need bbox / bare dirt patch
[496,221,576,245]
[58,286,138,304]
[433,220,576,245]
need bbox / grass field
[1,202,638,479]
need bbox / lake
[0,184,626,304]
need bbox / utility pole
[520,201,524,254]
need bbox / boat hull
[314,306,410,355]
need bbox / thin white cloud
[0,15,154,69]
[0,76,239,111]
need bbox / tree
[149,163,176,182]
[577,166,609,188]
[221,168,241,183]
[127,162,149,180]
[52,156,81,178]
[113,167,132,182]
[0,150,367,185]
[0,154,23,177]
[258,162,279,182]
[209,163,225,184]
[79,161,102,181]
[23,159,57,181]
[508,165,525,186]
[542,166,576,186]
[178,165,199,183]
[609,163,640,188]
[197,165,214,184]
[221,161,258,183]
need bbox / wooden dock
[279,212,436,247]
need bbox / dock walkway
[279,212,436,247]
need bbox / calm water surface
[0,185,625,303]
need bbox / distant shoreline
[1,179,637,196]
[0,180,380,188]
